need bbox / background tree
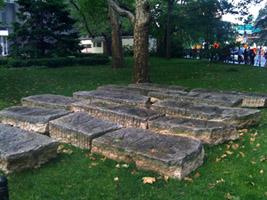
[10,0,80,58]
[255,4,267,45]
[109,0,151,83]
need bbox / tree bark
[109,3,124,68]
[165,0,174,59]
[108,0,151,82]
[133,0,151,83]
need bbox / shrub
[6,55,110,68]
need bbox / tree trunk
[109,4,124,68]
[133,0,151,83]
[165,0,174,59]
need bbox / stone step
[151,100,261,128]
[0,124,58,174]
[21,94,79,110]
[97,85,143,95]
[49,112,121,149]
[0,106,70,134]
[92,128,204,180]
[70,101,164,129]
[191,88,267,108]
[128,83,188,96]
[149,90,242,107]
[73,90,151,108]
[148,116,238,145]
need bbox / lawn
[1,58,267,200]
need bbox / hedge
[4,54,110,68]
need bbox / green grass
[1,58,267,200]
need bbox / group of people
[232,46,267,67]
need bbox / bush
[0,58,9,66]
[6,55,110,68]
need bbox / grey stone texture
[21,94,79,110]
[71,101,163,129]
[191,88,267,108]
[0,106,70,134]
[128,83,188,95]
[0,124,58,174]
[151,100,261,128]
[92,128,204,180]
[148,90,243,107]
[49,112,121,149]
[148,116,238,145]
[73,90,151,108]
[97,85,143,95]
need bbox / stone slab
[49,112,121,149]
[92,128,204,180]
[148,116,238,145]
[187,91,243,107]
[128,83,188,95]
[73,90,151,108]
[97,85,143,95]
[191,88,267,108]
[151,100,261,128]
[0,124,58,174]
[21,94,79,110]
[0,106,70,134]
[148,91,197,103]
[71,101,164,129]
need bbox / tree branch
[108,0,135,24]
[69,0,94,37]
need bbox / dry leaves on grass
[224,193,240,200]
[142,177,156,184]
[208,178,225,189]
[57,145,73,155]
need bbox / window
[96,42,102,47]
[86,44,92,48]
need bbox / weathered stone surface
[71,101,163,129]
[0,106,70,134]
[97,85,143,95]
[92,128,204,180]
[0,124,58,174]
[73,90,151,107]
[148,116,238,145]
[49,112,121,149]
[151,100,261,128]
[191,88,267,108]
[187,91,243,107]
[21,94,79,110]
[148,91,196,103]
[128,83,188,95]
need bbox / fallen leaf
[260,169,264,174]
[250,137,256,143]
[251,160,257,165]
[142,177,156,184]
[114,177,119,182]
[122,164,129,168]
[115,164,120,168]
[221,154,227,159]
[163,176,169,182]
[260,155,267,162]
[256,143,261,148]
[231,143,239,150]
[239,152,245,158]
[226,151,233,155]
[184,177,193,182]
[194,172,201,178]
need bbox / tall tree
[108,2,124,68]
[10,0,80,58]
[69,0,124,68]
[109,0,151,83]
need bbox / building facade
[0,0,17,56]
[81,36,157,54]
